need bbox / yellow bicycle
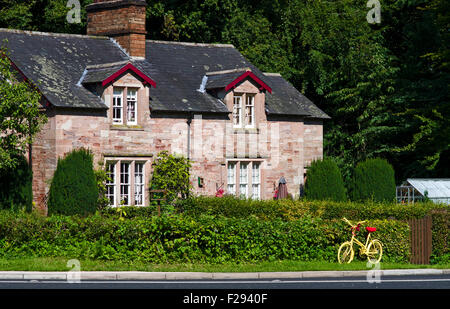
[338,217,383,264]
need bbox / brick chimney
[86,0,147,58]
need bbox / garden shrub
[349,158,396,202]
[304,158,347,201]
[0,155,32,212]
[47,148,98,216]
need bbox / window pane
[113,88,123,124]
[106,162,116,206]
[120,162,130,205]
[127,89,137,124]
[252,163,260,199]
[245,95,254,127]
[134,162,144,206]
[233,96,242,127]
[227,163,236,194]
[240,163,248,198]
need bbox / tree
[149,151,192,205]
[350,158,396,203]
[47,148,98,216]
[304,157,347,202]
[0,154,33,212]
[0,43,47,171]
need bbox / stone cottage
[0,0,329,213]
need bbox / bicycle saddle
[366,227,377,233]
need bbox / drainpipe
[187,112,193,160]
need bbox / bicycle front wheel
[367,239,383,264]
[338,241,354,264]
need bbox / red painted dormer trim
[102,63,156,87]
[225,71,272,94]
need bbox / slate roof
[0,29,329,118]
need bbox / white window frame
[134,162,145,206]
[120,162,131,206]
[233,95,243,128]
[106,162,117,207]
[227,162,236,195]
[112,88,123,124]
[126,88,138,125]
[239,162,249,198]
[252,162,260,199]
[245,94,255,128]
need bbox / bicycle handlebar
[342,217,366,227]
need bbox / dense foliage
[304,158,347,201]
[0,155,32,212]
[349,158,396,202]
[47,148,98,216]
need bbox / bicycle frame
[348,228,372,256]
[338,217,383,264]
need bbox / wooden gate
[408,216,432,264]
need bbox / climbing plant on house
[149,151,192,206]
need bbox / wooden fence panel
[408,216,432,264]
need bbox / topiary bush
[349,158,396,202]
[304,158,347,201]
[0,155,32,212]
[47,148,98,216]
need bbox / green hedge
[178,196,447,221]
[175,196,448,262]
[0,211,410,263]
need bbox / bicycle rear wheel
[367,239,383,264]
[338,241,354,264]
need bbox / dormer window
[233,93,255,128]
[111,87,139,126]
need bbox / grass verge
[0,258,448,272]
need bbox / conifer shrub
[48,148,98,216]
[0,155,33,212]
[350,158,396,202]
[304,158,347,201]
